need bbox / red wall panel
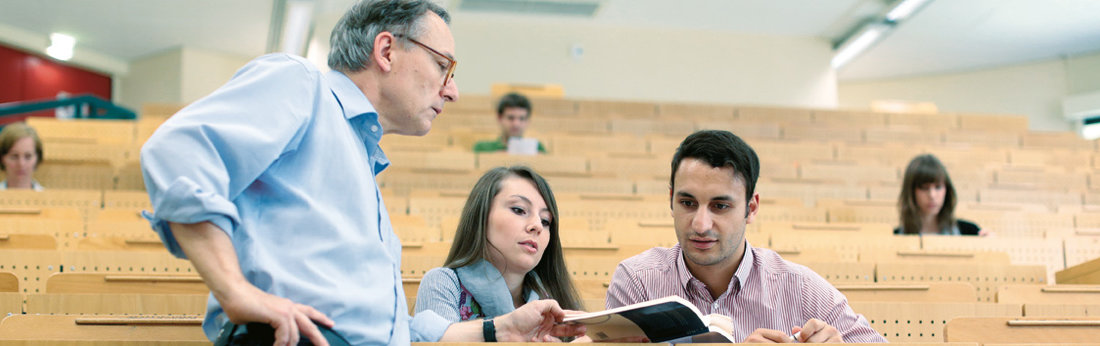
[0,44,25,103]
[0,43,113,122]
[22,53,112,100]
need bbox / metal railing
[0,94,136,121]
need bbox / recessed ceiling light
[46,33,75,61]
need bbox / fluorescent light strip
[46,33,75,61]
[830,25,886,69]
[885,0,931,21]
[1082,123,1100,141]
[281,0,314,56]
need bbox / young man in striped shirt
[605,130,886,343]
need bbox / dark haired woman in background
[895,154,984,236]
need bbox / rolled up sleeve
[409,309,453,342]
[140,54,316,259]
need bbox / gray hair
[328,0,450,73]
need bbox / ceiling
[1,0,1099,81]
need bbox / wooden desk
[1057,256,1100,284]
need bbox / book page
[506,137,539,155]
[570,314,647,341]
[564,297,710,342]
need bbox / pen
[790,331,801,343]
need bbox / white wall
[118,47,251,111]
[180,48,252,104]
[1067,52,1100,95]
[839,51,1100,132]
[118,48,183,111]
[449,16,837,108]
[308,14,838,108]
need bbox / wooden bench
[1059,247,1100,284]
[0,250,62,294]
[877,262,1048,302]
[851,302,1021,343]
[0,292,21,316]
[839,283,977,303]
[0,233,57,250]
[0,314,206,341]
[26,293,206,315]
[944,316,1100,343]
[1022,303,1100,317]
[46,273,206,295]
[801,262,876,284]
[60,251,195,276]
[998,284,1100,304]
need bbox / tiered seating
[1,272,20,316]
[0,158,207,340]
[25,293,205,315]
[22,117,142,191]
[0,314,206,342]
[998,284,1100,317]
[944,316,1100,343]
[853,302,1022,342]
[5,97,1100,343]
[837,283,977,303]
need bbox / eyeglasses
[397,35,457,88]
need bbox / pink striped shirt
[606,242,886,343]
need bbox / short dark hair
[670,130,760,204]
[328,0,450,73]
[496,93,532,118]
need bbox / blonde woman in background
[0,123,44,191]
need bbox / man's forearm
[170,221,251,303]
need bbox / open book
[562,295,735,343]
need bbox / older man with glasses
[140,1,583,345]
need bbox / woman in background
[895,154,982,236]
[414,166,581,323]
[897,154,985,236]
[0,123,44,191]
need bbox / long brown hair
[898,154,957,234]
[443,166,581,310]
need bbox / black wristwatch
[483,318,497,342]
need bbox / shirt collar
[675,240,755,293]
[674,244,694,291]
[454,259,539,318]
[733,239,755,290]
[325,69,377,121]
[324,69,390,174]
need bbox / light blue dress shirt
[140,53,450,345]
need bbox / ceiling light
[460,0,601,17]
[885,0,932,22]
[831,23,889,69]
[280,0,314,55]
[1081,117,1100,140]
[46,33,75,61]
